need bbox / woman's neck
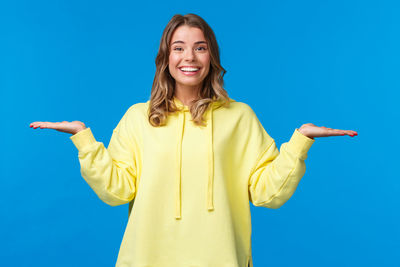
[174,84,201,106]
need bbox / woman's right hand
[30,120,87,135]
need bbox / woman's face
[168,25,211,92]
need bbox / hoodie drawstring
[174,97,214,220]
[206,107,215,212]
[175,107,185,219]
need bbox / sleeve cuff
[285,128,315,160]
[69,127,97,151]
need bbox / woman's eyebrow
[171,40,207,45]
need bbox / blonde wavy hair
[148,13,230,127]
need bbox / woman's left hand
[297,123,358,140]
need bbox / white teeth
[180,67,199,72]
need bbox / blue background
[1,0,399,266]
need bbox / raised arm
[30,107,139,206]
[247,117,357,209]
[248,128,314,208]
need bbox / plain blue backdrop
[1,0,399,266]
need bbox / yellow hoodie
[70,96,315,267]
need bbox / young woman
[30,13,357,267]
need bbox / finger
[348,130,358,136]
[38,122,48,129]
[44,122,54,129]
[33,122,52,129]
[43,122,59,129]
[51,122,63,130]
[342,130,358,136]
[330,129,347,136]
[321,126,335,131]
[338,130,357,137]
[30,122,41,128]
[323,129,350,137]
[31,122,41,129]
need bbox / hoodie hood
[172,96,235,220]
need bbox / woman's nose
[184,49,195,61]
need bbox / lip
[178,66,200,76]
[178,66,201,69]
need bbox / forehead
[170,25,206,43]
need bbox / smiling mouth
[178,67,200,75]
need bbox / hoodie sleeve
[247,108,315,209]
[70,106,138,206]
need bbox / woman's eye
[172,47,207,51]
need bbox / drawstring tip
[175,206,182,220]
[175,210,181,220]
[207,200,214,211]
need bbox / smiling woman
[148,13,230,127]
[168,25,211,93]
[30,12,358,267]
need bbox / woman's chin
[176,80,203,87]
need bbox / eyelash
[173,47,207,51]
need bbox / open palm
[298,123,358,139]
[30,121,87,135]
